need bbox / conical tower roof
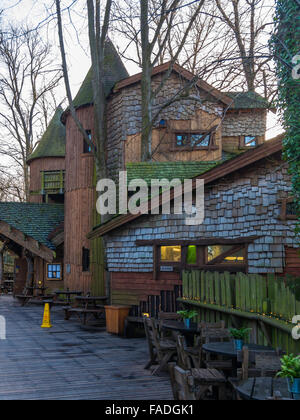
[72,40,129,109]
[27,107,66,164]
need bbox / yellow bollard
[41,302,52,328]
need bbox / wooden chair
[169,363,227,400]
[237,347,282,381]
[176,335,202,369]
[168,363,197,400]
[143,317,177,375]
[201,328,233,372]
[158,312,181,339]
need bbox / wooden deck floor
[0,296,172,400]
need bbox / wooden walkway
[0,296,172,400]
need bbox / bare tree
[214,0,275,96]
[0,169,24,201]
[56,0,112,182]
[0,25,62,201]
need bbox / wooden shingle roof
[0,203,64,250]
[27,107,66,164]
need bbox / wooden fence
[179,271,300,354]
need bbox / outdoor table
[162,320,198,345]
[202,342,274,375]
[75,296,108,308]
[54,290,83,304]
[236,377,295,400]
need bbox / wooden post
[25,253,34,291]
[0,251,4,287]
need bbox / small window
[207,245,245,265]
[176,134,189,147]
[82,247,90,272]
[244,136,257,147]
[191,133,211,148]
[161,246,181,263]
[175,131,215,149]
[83,130,92,153]
[47,264,62,280]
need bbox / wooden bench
[63,306,105,325]
[124,316,145,337]
[15,295,34,306]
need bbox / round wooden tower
[27,107,66,204]
[62,41,128,294]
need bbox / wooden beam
[0,221,54,262]
[136,237,260,247]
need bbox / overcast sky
[1,0,282,139]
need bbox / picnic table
[162,320,198,345]
[1,280,14,294]
[64,295,108,325]
[15,286,49,306]
[202,342,274,375]
[236,377,295,400]
[54,290,83,304]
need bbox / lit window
[207,245,245,264]
[244,136,257,147]
[161,246,181,263]
[187,245,197,265]
[47,264,62,280]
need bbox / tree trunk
[140,0,153,162]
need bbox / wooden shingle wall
[105,158,298,275]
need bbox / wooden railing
[179,271,300,354]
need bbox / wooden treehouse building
[0,42,298,349]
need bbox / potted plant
[229,328,252,351]
[277,355,300,400]
[177,310,198,329]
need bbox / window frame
[83,130,93,154]
[82,247,90,272]
[173,128,218,151]
[240,135,258,148]
[280,197,298,221]
[145,240,250,277]
[46,263,62,281]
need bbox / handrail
[178,298,293,335]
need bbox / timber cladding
[110,271,181,311]
[64,106,96,293]
[284,247,300,276]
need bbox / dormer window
[83,130,92,153]
[174,128,216,150]
[243,136,257,147]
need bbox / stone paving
[0,296,172,400]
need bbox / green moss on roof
[72,41,129,109]
[0,203,64,250]
[225,92,269,109]
[126,161,219,186]
[28,107,66,163]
